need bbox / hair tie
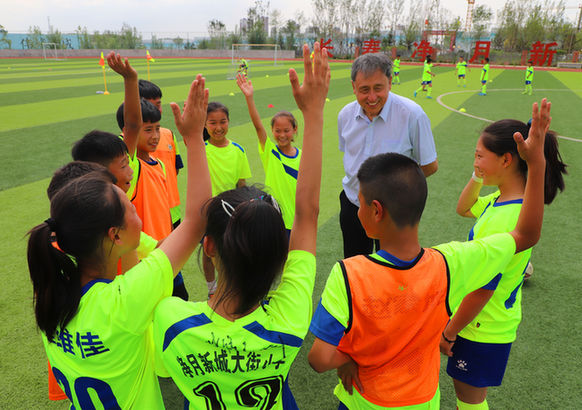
[45,218,57,231]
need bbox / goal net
[42,43,62,60]
[228,43,279,79]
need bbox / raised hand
[236,73,254,97]
[106,52,137,80]
[170,74,209,141]
[289,42,330,113]
[514,98,551,165]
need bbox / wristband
[471,171,483,183]
[442,332,456,344]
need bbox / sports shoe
[478,92,486,96]
[426,96,432,99]
[413,91,417,97]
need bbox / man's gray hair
[351,53,392,81]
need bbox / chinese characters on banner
[411,40,435,61]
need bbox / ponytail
[482,120,567,204]
[543,131,567,204]
[27,221,81,341]
[27,175,125,340]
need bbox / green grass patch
[1,57,580,408]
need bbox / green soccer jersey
[42,249,173,408]
[259,138,301,230]
[205,141,252,196]
[311,233,516,408]
[456,191,531,343]
[393,58,401,73]
[137,231,158,259]
[153,250,316,409]
[457,61,467,75]
[525,66,534,82]
[481,63,490,81]
[422,62,433,82]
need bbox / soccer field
[1,56,580,408]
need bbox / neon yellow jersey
[153,250,316,409]
[481,63,490,81]
[525,66,534,82]
[137,231,158,260]
[422,62,433,82]
[259,138,301,230]
[393,58,401,72]
[41,249,173,408]
[310,233,516,408]
[456,61,467,75]
[455,191,531,343]
[205,141,252,196]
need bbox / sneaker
[414,91,417,97]
[463,85,466,88]
[426,96,432,99]
[478,92,486,96]
[524,262,534,280]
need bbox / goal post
[42,43,60,61]
[231,43,279,66]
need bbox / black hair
[270,111,297,129]
[357,153,427,229]
[481,119,567,204]
[396,54,401,57]
[204,186,288,316]
[116,98,162,131]
[138,79,162,100]
[72,130,128,166]
[47,161,116,200]
[28,175,125,340]
[485,57,490,62]
[204,102,230,141]
[426,56,433,64]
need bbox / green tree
[119,23,142,49]
[75,26,92,49]
[281,19,300,50]
[0,25,11,49]
[150,35,164,49]
[172,37,184,49]
[472,5,493,41]
[208,19,226,49]
[25,26,45,49]
[246,0,270,45]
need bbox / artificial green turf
[1,57,580,408]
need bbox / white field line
[436,89,582,142]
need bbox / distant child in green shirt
[456,56,469,87]
[237,73,301,235]
[479,58,490,96]
[414,55,436,99]
[522,60,534,95]
[393,54,401,84]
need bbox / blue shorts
[458,74,465,78]
[394,71,400,76]
[422,80,432,85]
[481,80,487,84]
[525,80,532,85]
[447,336,512,387]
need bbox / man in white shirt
[339,53,438,258]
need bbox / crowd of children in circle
[28,42,566,409]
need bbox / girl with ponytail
[27,52,211,409]
[152,42,330,409]
[441,117,567,409]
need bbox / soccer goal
[42,43,62,61]
[228,43,280,79]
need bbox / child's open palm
[171,74,208,141]
[514,98,551,166]
[106,52,137,80]
[236,73,254,97]
[289,42,330,113]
